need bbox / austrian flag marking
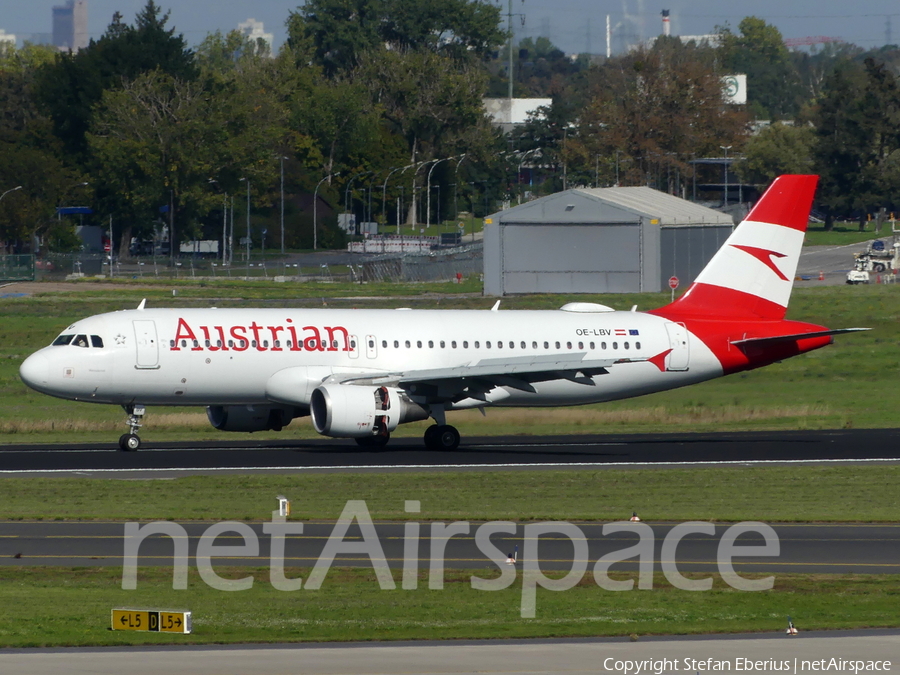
[729,244,789,281]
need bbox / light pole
[344,171,370,235]
[427,156,458,228]
[453,154,468,221]
[381,165,409,228]
[240,177,251,262]
[208,179,228,265]
[720,145,732,208]
[313,172,338,250]
[0,185,22,204]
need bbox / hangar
[483,187,734,295]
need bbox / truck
[847,239,900,284]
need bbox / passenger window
[613,342,618,350]
[205,340,211,348]
[382,340,387,348]
[193,340,200,348]
[91,335,104,348]
[463,341,469,348]
[578,342,584,350]
[509,341,514,349]
[320,340,327,349]
[486,341,491,349]
[368,339,374,348]
[555,341,560,349]
[251,340,257,348]
[532,341,537,349]
[218,340,223,348]
[350,340,356,349]
[601,342,607,350]
[521,341,526,349]
[544,341,549,349]
[497,341,502,349]
[636,341,641,349]
[394,340,399,348]
[417,340,422,348]
[624,342,630,350]
[451,341,457,348]
[405,340,411,348]
[567,342,572,349]
[440,341,445,348]
[169,339,175,348]
[428,340,434,348]
[52,334,74,346]
[228,340,234,348]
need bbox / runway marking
[2,455,900,474]
[6,555,900,568]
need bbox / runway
[1,429,900,476]
[2,631,899,675]
[2,520,898,574]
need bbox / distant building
[0,30,15,48]
[238,18,273,54]
[53,0,88,52]
[482,98,552,134]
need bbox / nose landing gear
[118,404,145,451]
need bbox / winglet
[490,300,501,311]
[136,299,146,311]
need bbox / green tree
[566,40,747,191]
[35,1,196,159]
[287,0,503,77]
[719,17,800,119]
[88,69,286,254]
[812,58,900,229]
[735,123,815,187]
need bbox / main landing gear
[118,404,145,451]
[423,424,460,451]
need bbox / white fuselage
[20,306,723,410]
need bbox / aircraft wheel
[118,433,141,451]
[435,425,460,451]
[423,424,441,450]
[875,263,886,273]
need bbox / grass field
[0,567,896,647]
[1,465,899,522]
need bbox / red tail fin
[655,175,818,321]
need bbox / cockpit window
[73,335,89,348]
[90,335,104,348]
[52,334,74,346]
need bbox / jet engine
[206,405,301,432]
[310,384,428,438]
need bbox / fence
[357,243,483,282]
[0,255,35,282]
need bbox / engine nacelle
[310,384,429,438]
[206,405,300,432]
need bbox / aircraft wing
[330,353,646,398]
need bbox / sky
[3,0,900,55]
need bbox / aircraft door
[664,322,690,371]
[365,335,377,359]
[133,320,160,369]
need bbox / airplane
[19,175,865,451]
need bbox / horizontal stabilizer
[730,327,870,347]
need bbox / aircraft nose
[19,352,50,391]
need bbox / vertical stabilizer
[657,175,818,321]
